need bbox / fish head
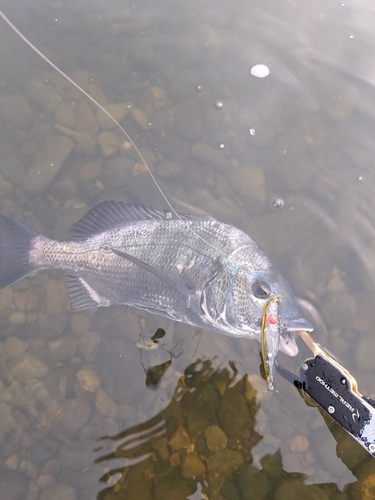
[240,263,313,356]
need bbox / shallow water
[0,0,375,498]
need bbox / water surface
[0,0,375,498]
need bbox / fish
[0,11,313,360]
[0,201,312,355]
[261,297,281,391]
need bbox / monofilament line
[0,10,228,256]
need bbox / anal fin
[65,273,109,311]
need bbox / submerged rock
[79,162,101,181]
[181,454,206,478]
[70,314,91,335]
[174,98,202,140]
[54,101,76,128]
[28,79,64,115]
[127,480,153,500]
[207,450,244,498]
[0,472,27,500]
[228,165,265,214]
[75,100,100,137]
[95,388,118,417]
[186,381,220,436]
[8,311,26,325]
[96,337,145,403]
[0,94,35,128]
[204,424,228,452]
[44,278,69,317]
[237,465,273,500]
[51,397,92,439]
[103,156,135,188]
[59,441,94,471]
[191,141,228,170]
[218,388,250,437]
[274,479,329,500]
[131,107,150,130]
[78,331,101,363]
[0,157,25,186]
[49,336,77,363]
[96,102,129,130]
[0,287,14,312]
[97,130,120,157]
[40,483,78,500]
[76,368,101,393]
[157,477,196,499]
[168,425,191,451]
[12,354,50,383]
[0,402,15,440]
[24,136,74,194]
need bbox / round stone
[204,425,228,452]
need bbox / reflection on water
[1,0,375,497]
[95,360,352,500]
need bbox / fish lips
[279,317,314,356]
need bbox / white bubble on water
[219,143,225,149]
[215,101,223,109]
[273,198,284,208]
[250,64,270,78]
[349,35,354,39]
[249,128,256,136]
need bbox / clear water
[0,0,375,498]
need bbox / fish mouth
[279,317,314,357]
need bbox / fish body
[261,297,281,391]
[0,201,312,354]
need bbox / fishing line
[0,9,228,257]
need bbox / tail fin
[0,212,40,290]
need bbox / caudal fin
[0,212,40,290]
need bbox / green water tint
[95,359,374,499]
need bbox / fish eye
[251,280,271,299]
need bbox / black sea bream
[0,201,312,355]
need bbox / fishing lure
[261,296,280,391]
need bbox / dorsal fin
[70,201,210,240]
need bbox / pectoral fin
[110,247,194,302]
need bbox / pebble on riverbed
[181,453,206,478]
[0,157,26,186]
[76,368,101,392]
[95,388,119,417]
[168,425,191,451]
[0,94,35,128]
[204,424,228,452]
[23,136,75,195]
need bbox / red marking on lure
[267,314,278,325]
